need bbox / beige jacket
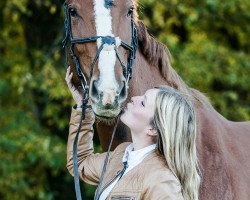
[67,108,184,200]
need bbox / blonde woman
[66,68,201,200]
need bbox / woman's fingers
[65,68,74,90]
[66,67,70,78]
[65,66,83,105]
[65,68,71,80]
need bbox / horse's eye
[69,8,78,17]
[127,7,134,17]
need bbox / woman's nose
[131,97,135,105]
[131,96,136,105]
[131,96,140,105]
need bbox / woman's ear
[147,128,158,137]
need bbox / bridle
[62,1,138,200]
[62,2,138,90]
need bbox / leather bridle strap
[72,89,89,200]
[62,2,138,86]
[94,114,121,200]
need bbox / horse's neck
[128,50,167,97]
[129,49,249,147]
[132,49,232,139]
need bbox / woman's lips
[123,102,132,112]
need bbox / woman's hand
[65,67,82,105]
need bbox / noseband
[62,1,138,200]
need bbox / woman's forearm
[66,107,100,184]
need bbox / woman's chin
[120,111,127,124]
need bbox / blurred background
[0,0,249,199]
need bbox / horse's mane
[136,20,210,107]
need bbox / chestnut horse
[64,0,250,199]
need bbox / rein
[62,1,138,199]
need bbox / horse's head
[63,0,137,119]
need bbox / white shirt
[99,143,156,200]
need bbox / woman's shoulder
[143,150,167,168]
[143,151,181,184]
[141,152,183,199]
[112,142,132,154]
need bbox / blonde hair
[152,86,201,200]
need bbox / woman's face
[121,89,159,133]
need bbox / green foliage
[0,108,66,200]
[0,0,249,199]
[0,0,75,199]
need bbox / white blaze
[93,0,118,105]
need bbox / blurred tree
[0,0,249,199]
[0,0,94,199]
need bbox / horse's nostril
[90,80,100,102]
[118,81,127,103]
